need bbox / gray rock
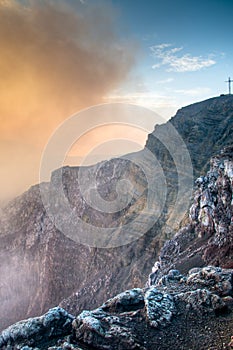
[73,286,176,349]
[48,342,83,350]
[157,269,184,287]
[148,146,233,279]
[0,307,74,348]
[187,266,233,296]
[1,266,233,349]
[101,288,145,312]
[73,288,146,349]
[144,288,175,327]
[175,289,224,314]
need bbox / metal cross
[225,77,233,94]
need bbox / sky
[108,0,233,112]
[0,0,233,202]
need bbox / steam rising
[0,0,135,202]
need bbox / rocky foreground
[1,146,233,349]
[1,266,233,349]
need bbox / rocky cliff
[147,145,233,285]
[1,145,233,349]
[0,95,233,332]
[146,95,233,177]
[1,266,233,350]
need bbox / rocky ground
[1,266,233,349]
[1,144,233,349]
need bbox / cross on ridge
[225,77,233,95]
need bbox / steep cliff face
[146,95,233,177]
[0,158,162,331]
[0,95,233,331]
[1,102,233,349]
[148,145,233,285]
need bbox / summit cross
[225,77,233,95]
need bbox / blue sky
[106,0,233,117]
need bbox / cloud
[0,0,136,202]
[156,78,174,84]
[106,91,172,106]
[151,44,216,72]
[175,87,211,96]
[106,91,178,119]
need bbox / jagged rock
[186,266,233,296]
[101,288,145,312]
[0,307,74,349]
[191,149,233,240]
[1,265,233,350]
[147,146,233,283]
[156,269,184,286]
[73,309,144,350]
[148,261,161,285]
[48,342,83,350]
[72,286,176,349]
[175,289,225,314]
[1,95,233,331]
[159,239,180,266]
[153,266,233,320]
[71,266,233,349]
[144,288,175,327]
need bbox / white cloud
[154,43,171,50]
[175,87,211,96]
[151,44,216,72]
[105,91,179,119]
[106,91,173,105]
[156,78,174,84]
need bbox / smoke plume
[0,0,135,202]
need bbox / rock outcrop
[146,95,233,178]
[0,95,233,331]
[1,136,233,349]
[0,307,74,349]
[1,266,233,349]
[148,145,233,286]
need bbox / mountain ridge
[0,95,233,332]
[1,145,233,349]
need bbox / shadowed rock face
[146,95,233,178]
[0,95,233,331]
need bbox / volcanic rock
[148,145,233,285]
[0,95,233,330]
[1,266,233,349]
